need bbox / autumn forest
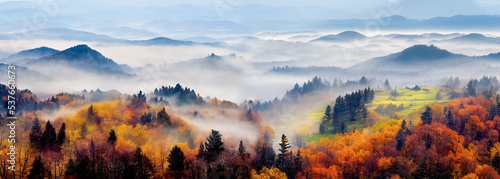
[0,76,498,179]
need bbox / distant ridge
[311,31,366,42]
[350,44,469,71]
[30,44,131,76]
[2,46,60,65]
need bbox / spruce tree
[157,107,171,125]
[421,106,432,125]
[238,140,247,160]
[277,134,292,177]
[204,129,224,161]
[395,120,408,151]
[29,118,43,150]
[278,134,291,156]
[168,145,186,171]
[27,156,48,179]
[57,123,66,146]
[42,121,57,149]
[446,109,454,129]
[108,129,117,144]
[324,105,332,121]
[196,142,205,160]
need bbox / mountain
[484,52,500,59]
[0,28,223,47]
[311,31,366,42]
[0,28,116,42]
[442,33,500,44]
[2,47,60,65]
[173,53,246,71]
[350,45,469,71]
[129,37,194,46]
[317,15,500,30]
[29,44,131,76]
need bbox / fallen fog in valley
[1,30,500,103]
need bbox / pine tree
[446,109,454,129]
[157,107,171,125]
[27,156,48,179]
[421,106,432,125]
[294,149,303,173]
[87,105,94,119]
[278,134,291,156]
[204,129,224,161]
[29,118,43,150]
[168,145,186,171]
[108,129,117,144]
[42,121,57,149]
[466,80,477,97]
[277,134,292,178]
[196,142,205,160]
[134,147,154,179]
[256,142,276,170]
[395,120,408,151]
[56,123,66,146]
[384,79,391,90]
[238,140,247,160]
[64,159,77,177]
[324,105,332,120]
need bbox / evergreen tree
[238,140,247,160]
[446,109,454,129]
[64,159,77,177]
[139,112,153,125]
[204,129,225,161]
[246,108,254,121]
[168,145,186,171]
[29,118,43,150]
[466,80,477,97]
[56,123,66,146]
[395,120,408,151]
[87,105,94,118]
[108,129,117,144]
[324,105,332,120]
[277,134,292,178]
[294,149,303,173]
[359,76,368,85]
[421,106,432,125]
[133,147,155,179]
[278,134,291,156]
[42,120,57,149]
[157,107,171,125]
[384,79,391,90]
[255,142,276,170]
[27,156,48,179]
[196,142,205,160]
[340,121,346,133]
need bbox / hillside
[29,44,131,76]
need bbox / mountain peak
[28,44,130,76]
[337,31,365,38]
[312,30,366,42]
[396,44,455,61]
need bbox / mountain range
[3,43,500,79]
[0,28,224,47]
[351,44,500,72]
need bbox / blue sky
[0,0,499,20]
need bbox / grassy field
[305,86,454,143]
[368,87,452,116]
